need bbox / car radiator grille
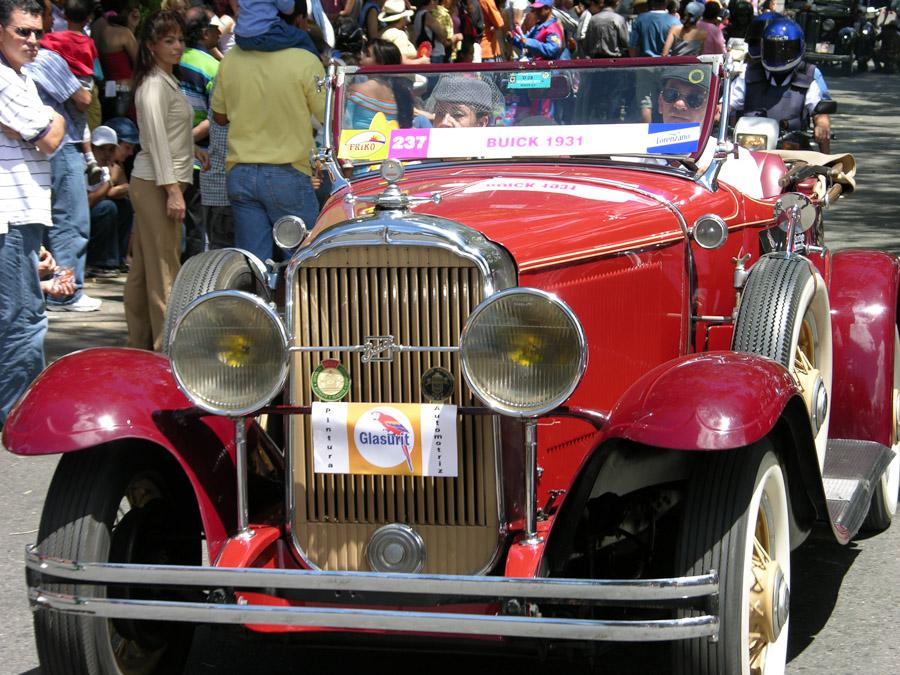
[290,245,501,574]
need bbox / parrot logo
[371,411,414,472]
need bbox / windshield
[335,62,718,167]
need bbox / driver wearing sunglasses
[657,74,709,124]
[655,68,767,199]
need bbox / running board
[822,439,895,542]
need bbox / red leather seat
[751,152,789,198]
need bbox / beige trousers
[124,177,183,351]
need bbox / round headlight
[460,288,586,417]
[692,214,728,249]
[170,290,288,416]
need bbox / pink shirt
[698,19,726,55]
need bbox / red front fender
[605,351,801,450]
[2,348,237,558]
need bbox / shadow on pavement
[786,524,862,661]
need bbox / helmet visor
[762,38,803,69]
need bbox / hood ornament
[344,159,441,212]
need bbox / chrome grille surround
[285,213,517,574]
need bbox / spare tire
[162,249,269,354]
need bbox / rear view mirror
[774,192,816,234]
[814,100,837,115]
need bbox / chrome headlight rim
[460,287,587,418]
[170,289,288,417]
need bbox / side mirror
[774,192,817,252]
[814,99,837,116]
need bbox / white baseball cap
[91,126,118,147]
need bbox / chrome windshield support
[521,418,542,546]
[698,56,737,192]
[234,419,254,540]
[315,61,348,194]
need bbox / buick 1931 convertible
[6,55,898,675]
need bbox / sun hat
[91,125,118,147]
[104,117,139,145]
[378,0,414,23]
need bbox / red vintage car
[6,56,899,675]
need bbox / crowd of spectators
[0,0,747,424]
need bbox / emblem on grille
[362,336,396,363]
[421,367,454,402]
[311,359,350,401]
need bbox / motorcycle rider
[731,17,832,154]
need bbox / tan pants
[124,177,183,351]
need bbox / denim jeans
[45,143,90,306]
[87,197,133,268]
[226,163,319,263]
[0,223,47,426]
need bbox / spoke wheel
[733,255,832,459]
[863,328,900,531]
[162,248,269,354]
[674,441,791,675]
[33,447,200,675]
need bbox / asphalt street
[1,69,899,674]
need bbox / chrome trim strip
[284,214,517,574]
[27,548,718,603]
[31,590,718,642]
[288,345,459,354]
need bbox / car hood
[314,163,732,272]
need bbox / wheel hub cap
[754,560,790,643]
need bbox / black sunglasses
[661,87,705,110]
[11,26,44,39]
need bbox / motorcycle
[734,99,838,151]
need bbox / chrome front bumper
[27,545,719,643]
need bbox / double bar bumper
[27,545,719,642]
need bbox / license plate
[815,42,835,54]
[311,402,458,477]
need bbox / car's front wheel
[674,441,791,675]
[33,446,201,675]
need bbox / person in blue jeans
[234,0,319,54]
[212,0,326,263]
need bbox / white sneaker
[46,294,103,312]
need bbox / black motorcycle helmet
[761,18,806,73]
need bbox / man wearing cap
[508,0,569,61]
[85,124,133,278]
[430,77,494,127]
[212,0,325,263]
[656,68,765,198]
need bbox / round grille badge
[421,367,454,402]
[311,359,350,402]
[354,406,415,471]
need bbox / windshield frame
[329,56,723,175]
